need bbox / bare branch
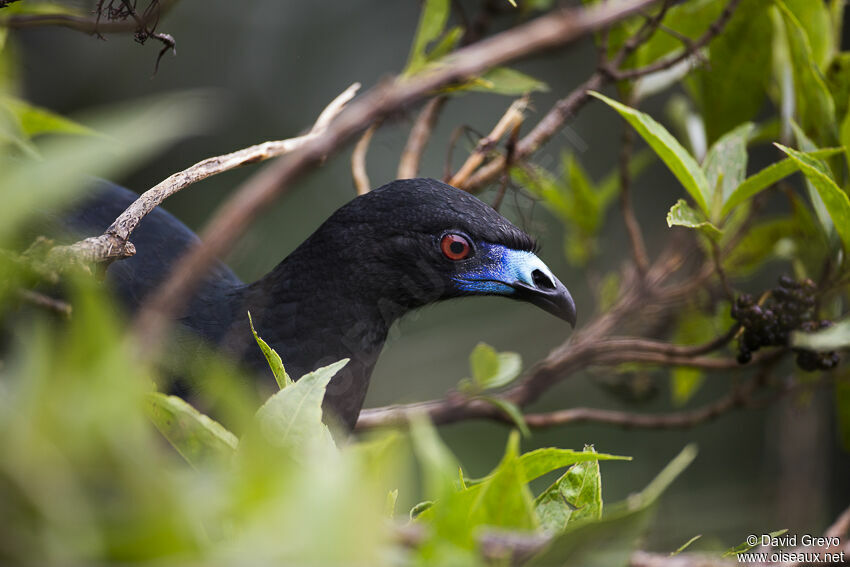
[449,96,527,187]
[398,96,446,179]
[47,83,361,269]
[619,111,651,274]
[352,123,378,195]
[16,289,72,318]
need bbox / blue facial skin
[451,242,553,296]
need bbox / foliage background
[3,0,850,557]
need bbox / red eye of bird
[440,233,471,261]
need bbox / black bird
[61,178,576,429]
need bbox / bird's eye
[440,233,471,261]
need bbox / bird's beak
[508,257,577,327]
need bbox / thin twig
[15,289,72,318]
[47,83,361,269]
[449,96,528,187]
[398,97,446,179]
[619,111,650,274]
[352,123,378,195]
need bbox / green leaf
[723,529,788,557]
[462,66,549,95]
[469,342,522,391]
[791,319,850,350]
[666,199,721,240]
[1,96,94,138]
[775,0,837,144]
[535,446,603,533]
[669,303,727,405]
[689,0,772,144]
[529,445,698,567]
[519,447,630,483]
[248,311,292,389]
[478,396,530,438]
[145,392,238,467]
[775,143,850,251]
[590,91,711,214]
[426,25,463,61]
[404,0,450,76]
[409,413,460,499]
[835,372,850,452]
[703,122,754,217]
[782,0,833,70]
[251,359,347,455]
[468,431,539,531]
[720,147,843,217]
[724,217,798,276]
[671,535,703,556]
[0,92,210,245]
[826,52,850,121]
[463,447,630,487]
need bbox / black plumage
[60,178,576,429]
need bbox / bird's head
[297,178,576,327]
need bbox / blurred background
[9,0,850,551]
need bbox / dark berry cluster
[731,276,840,371]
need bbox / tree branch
[398,96,446,179]
[46,82,361,269]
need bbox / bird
[59,177,577,429]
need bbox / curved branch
[47,83,361,269]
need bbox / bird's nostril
[531,269,555,290]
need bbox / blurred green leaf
[468,342,522,391]
[250,359,346,456]
[688,0,772,143]
[666,199,721,239]
[724,217,798,276]
[703,122,753,218]
[248,311,292,389]
[410,413,460,499]
[590,91,711,214]
[461,67,548,95]
[720,147,843,217]
[479,396,530,438]
[791,319,850,350]
[782,0,833,70]
[146,392,238,467]
[775,143,850,251]
[1,95,94,138]
[529,445,697,567]
[826,52,850,121]
[775,1,837,144]
[0,92,210,244]
[535,446,603,533]
[468,431,539,531]
[404,0,450,76]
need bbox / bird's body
[61,178,575,429]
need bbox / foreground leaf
[252,359,347,455]
[146,392,238,467]
[529,445,698,566]
[248,311,292,389]
[535,446,603,533]
[703,122,754,215]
